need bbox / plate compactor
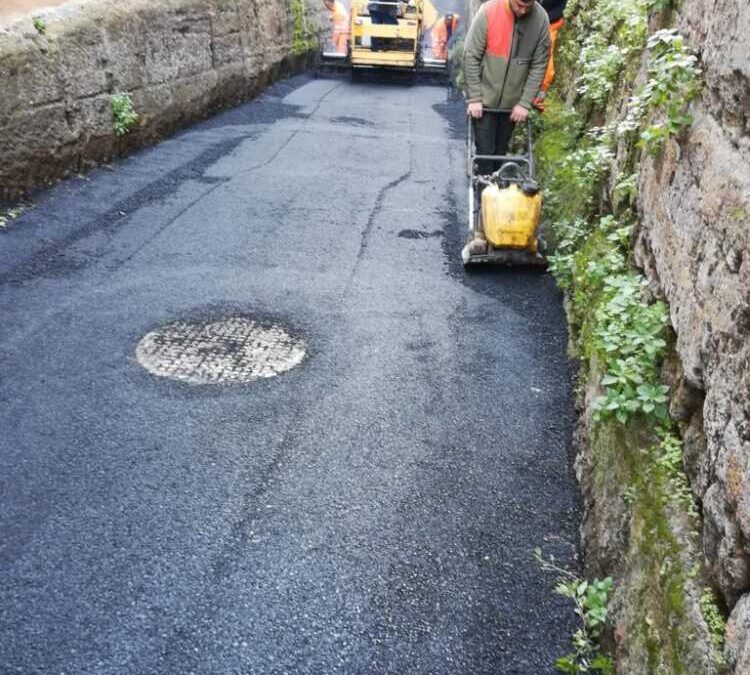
[461,113,546,268]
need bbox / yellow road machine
[461,113,546,268]
[321,0,448,77]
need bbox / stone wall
[0,0,323,200]
[543,0,750,668]
[633,0,750,669]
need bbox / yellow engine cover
[481,183,542,251]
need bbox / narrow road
[1,74,580,674]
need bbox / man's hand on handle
[509,105,529,123]
[467,101,484,119]
[468,103,529,122]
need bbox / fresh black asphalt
[1,74,580,674]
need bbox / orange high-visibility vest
[431,15,459,60]
[485,0,515,60]
[329,0,350,54]
[540,17,564,93]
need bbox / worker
[323,0,350,54]
[368,0,399,51]
[534,0,567,109]
[463,0,550,176]
[431,13,459,61]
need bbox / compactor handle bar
[467,107,535,180]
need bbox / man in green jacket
[464,0,550,175]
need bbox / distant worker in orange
[534,0,567,110]
[431,13,459,61]
[323,0,350,55]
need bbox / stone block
[727,592,750,670]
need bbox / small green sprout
[32,16,47,34]
[111,93,139,137]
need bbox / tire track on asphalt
[344,100,415,294]
[111,181,226,270]
[238,80,345,176]
[116,82,345,269]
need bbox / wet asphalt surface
[1,74,580,674]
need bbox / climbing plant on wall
[532,0,727,668]
[290,0,317,54]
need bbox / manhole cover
[136,317,306,384]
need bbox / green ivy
[565,0,650,106]
[533,0,713,666]
[555,577,615,673]
[547,211,671,426]
[650,430,698,518]
[699,588,727,664]
[618,29,701,153]
[535,97,608,256]
[546,217,590,290]
[32,16,47,35]
[535,550,615,673]
[539,16,697,432]
[590,275,669,424]
[558,0,699,169]
[111,93,139,137]
[613,173,638,210]
[291,0,316,55]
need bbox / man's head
[444,13,459,37]
[509,0,535,18]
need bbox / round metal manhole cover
[136,316,306,384]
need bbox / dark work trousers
[473,111,514,176]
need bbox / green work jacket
[464,0,550,110]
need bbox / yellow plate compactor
[461,115,546,267]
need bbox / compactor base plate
[461,246,547,268]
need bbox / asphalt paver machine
[321,0,448,77]
[461,111,547,268]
